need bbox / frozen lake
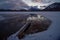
[0,12,60,40]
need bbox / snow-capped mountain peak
[22,0,54,10]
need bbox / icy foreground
[6,13,51,40]
[0,12,60,40]
[4,12,60,40]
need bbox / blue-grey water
[0,12,60,40]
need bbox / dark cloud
[0,0,60,10]
[0,0,28,10]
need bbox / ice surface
[3,12,59,40]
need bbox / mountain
[44,2,60,11]
[28,6,40,11]
[0,2,60,11]
[28,2,60,11]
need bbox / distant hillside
[44,2,60,11]
[0,2,60,11]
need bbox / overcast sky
[0,0,60,9]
